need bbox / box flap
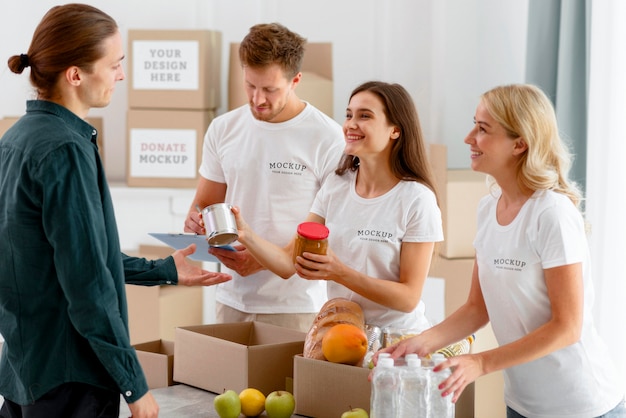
[174,326,250,393]
[249,321,306,345]
[294,355,371,417]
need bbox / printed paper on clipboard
[148,233,235,263]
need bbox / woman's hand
[433,354,484,403]
[293,249,346,282]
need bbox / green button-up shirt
[0,100,178,405]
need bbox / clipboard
[148,233,235,263]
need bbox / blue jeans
[507,399,626,418]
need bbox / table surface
[0,342,304,418]
[119,384,305,418]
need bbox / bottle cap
[431,353,446,365]
[297,222,329,240]
[405,353,418,362]
[378,357,394,368]
[407,357,420,368]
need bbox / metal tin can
[201,203,238,246]
[292,222,329,264]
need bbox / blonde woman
[378,84,625,417]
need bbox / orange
[321,323,368,365]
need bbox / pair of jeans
[507,399,626,418]
[0,382,119,418]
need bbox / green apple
[264,390,295,418]
[341,406,369,418]
[213,389,241,418]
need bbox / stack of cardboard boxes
[125,29,221,188]
[123,30,222,364]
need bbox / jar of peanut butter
[292,222,329,264]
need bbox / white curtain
[587,0,626,395]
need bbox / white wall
[0,0,528,179]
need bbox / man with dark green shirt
[0,4,230,418]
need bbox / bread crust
[303,297,365,360]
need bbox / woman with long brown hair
[233,80,443,332]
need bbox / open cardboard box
[293,355,371,417]
[173,322,305,396]
[134,340,175,389]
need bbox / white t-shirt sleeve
[535,200,586,269]
[404,186,443,242]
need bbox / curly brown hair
[238,22,306,79]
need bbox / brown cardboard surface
[429,254,474,317]
[126,108,214,188]
[126,284,161,344]
[134,340,175,389]
[0,117,19,138]
[125,247,203,344]
[442,170,488,258]
[427,142,489,259]
[127,30,221,110]
[173,322,305,396]
[228,42,334,117]
[293,355,371,417]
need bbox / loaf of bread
[303,297,365,360]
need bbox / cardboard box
[441,170,488,258]
[127,29,221,110]
[125,283,203,344]
[293,355,371,417]
[134,340,175,389]
[173,322,305,395]
[0,117,19,138]
[428,143,488,259]
[429,255,474,317]
[126,246,204,344]
[228,42,334,117]
[126,108,214,188]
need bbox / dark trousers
[0,382,119,418]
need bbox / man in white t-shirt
[184,23,344,332]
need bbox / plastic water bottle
[398,357,430,418]
[370,357,400,418]
[429,353,455,418]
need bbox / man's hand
[172,244,232,286]
[184,210,204,235]
[128,391,159,418]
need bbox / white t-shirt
[199,103,344,313]
[474,189,623,417]
[310,170,443,330]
